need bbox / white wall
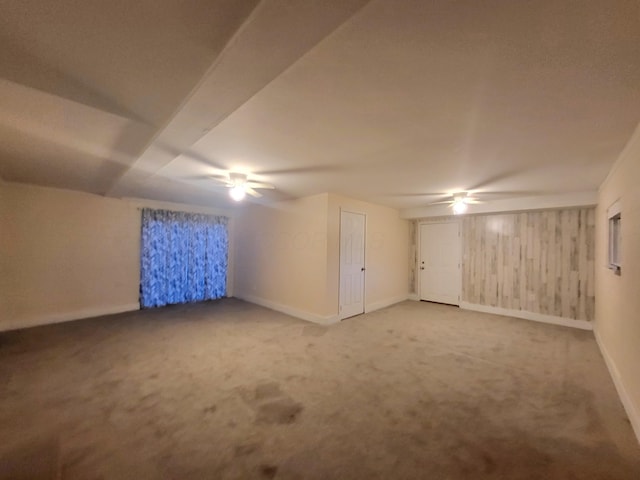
[233,193,332,322]
[0,183,141,330]
[0,181,407,330]
[327,193,409,315]
[595,123,640,442]
[0,183,236,331]
[233,192,410,323]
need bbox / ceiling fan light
[452,199,468,215]
[229,185,246,201]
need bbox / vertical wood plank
[459,208,595,321]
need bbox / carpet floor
[0,299,638,479]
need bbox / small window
[608,201,621,275]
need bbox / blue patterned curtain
[140,208,228,308]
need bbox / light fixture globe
[452,195,468,215]
[229,185,246,201]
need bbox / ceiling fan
[205,172,275,201]
[426,192,483,214]
[387,186,540,214]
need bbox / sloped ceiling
[1,0,639,211]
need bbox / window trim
[607,200,621,275]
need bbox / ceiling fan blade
[205,173,229,180]
[177,175,230,188]
[470,190,547,197]
[245,187,263,198]
[179,174,215,181]
[246,181,275,189]
[383,192,448,198]
[465,199,484,204]
[206,177,233,187]
[428,200,453,205]
[467,173,517,192]
[255,165,343,175]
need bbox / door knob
[361,267,366,272]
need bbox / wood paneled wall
[462,209,595,321]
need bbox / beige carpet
[0,299,638,479]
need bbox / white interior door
[340,211,365,320]
[420,222,460,305]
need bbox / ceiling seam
[104,0,268,196]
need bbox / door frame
[418,218,462,305]
[339,209,367,320]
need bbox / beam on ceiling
[106,0,372,198]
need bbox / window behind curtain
[140,208,228,308]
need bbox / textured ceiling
[1,0,639,211]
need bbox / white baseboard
[408,293,420,301]
[459,302,593,331]
[234,293,339,325]
[236,293,409,324]
[594,328,640,446]
[0,303,140,332]
[365,294,409,313]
